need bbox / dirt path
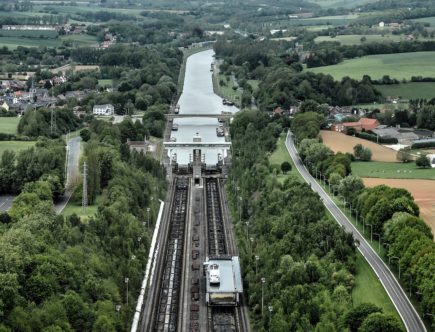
[321,130,397,162]
[363,178,435,235]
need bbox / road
[55,136,81,214]
[285,131,425,332]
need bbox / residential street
[285,131,426,332]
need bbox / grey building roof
[206,256,243,294]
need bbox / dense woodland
[0,118,166,331]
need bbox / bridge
[163,142,231,148]
[165,113,233,120]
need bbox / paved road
[0,195,14,212]
[55,136,81,214]
[285,131,425,332]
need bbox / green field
[311,0,378,9]
[308,51,435,80]
[0,117,20,134]
[412,16,435,26]
[0,141,35,156]
[269,133,303,182]
[352,161,435,180]
[213,73,242,107]
[352,252,401,318]
[98,79,113,86]
[315,34,413,45]
[375,82,435,99]
[0,29,58,38]
[0,33,97,49]
[61,193,103,219]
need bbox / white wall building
[93,104,114,116]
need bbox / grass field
[269,133,303,182]
[0,141,35,156]
[308,51,435,80]
[311,0,377,9]
[0,33,97,49]
[352,161,435,180]
[0,117,20,134]
[98,79,113,86]
[355,102,408,110]
[0,30,58,38]
[374,82,435,99]
[412,16,435,26]
[321,131,398,162]
[352,252,400,318]
[213,73,242,106]
[61,193,103,220]
[314,34,415,45]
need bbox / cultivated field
[308,51,435,80]
[50,64,100,74]
[0,117,20,134]
[363,178,435,234]
[314,34,408,45]
[321,130,397,162]
[374,82,435,99]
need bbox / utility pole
[50,108,54,135]
[82,162,88,213]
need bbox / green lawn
[0,141,35,156]
[352,161,435,180]
[247,80,260,92]
[412,16,435,25]
[314,34,416,45]
[0,117,20,134]
[310,0,377,9]
[0,36,62,49]
[61,194,104,219]
[353,252,401,319]
[98,79,113,87]
[308,51,435,80]
[374,82,435,99]
[60,34,98,46]
[355,102,408,110]
[0,30,58,38]
[269,133,303,182]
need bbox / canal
[169,49,238,165]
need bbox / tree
[359,313,404,332]
[281,161,292,173]
[80,128,91,142]
[338,175,364,201]
[353,144,364,158]
[416,154,430,168]
[396,149,412,163]
[360,148,372,161]
[344,303,382,332]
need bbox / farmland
[363,178,435,233]
[374,82,435,99]
[314,34,416,45]
[308,51,435,80]
[0,34,97,49]
[0,117,20,134]
[352,161,435,180]
[320,130,397,162]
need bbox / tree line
[226,109,403,331]
[291,111,434,329]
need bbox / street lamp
[249,237,254,256]
[245,221,249,243]
[373,233,381,252]
[239,196,242,222]
[268,305,274,332]
[391,256,401,279]
[366,223,373,243]
[115,304,121,316]
[405,273,412,297]
[255,255,259,276]
[146,207,150,228]
[361,216,365,234]
[125,277,129,306]
[261,277,266,317]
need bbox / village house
[332,118,380,133]
[93,104,114,116]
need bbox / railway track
[153,178,189,331]
[205,178,246,332]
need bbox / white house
[93,104,114,116]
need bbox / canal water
[169,49,238,165]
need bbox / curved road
[285,131,425,332]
